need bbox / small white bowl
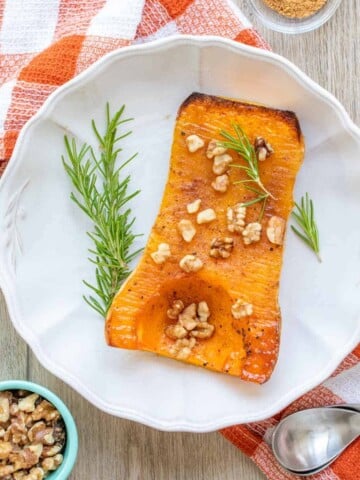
[249,0,343,34]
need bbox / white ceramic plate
[1,36,360,432]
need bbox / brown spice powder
[262,0,328,19]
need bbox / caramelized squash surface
[106,93,304,383]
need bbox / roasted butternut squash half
[106,93,304,383]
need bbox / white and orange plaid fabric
[0,1,359,479]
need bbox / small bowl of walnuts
[0,380,78,480]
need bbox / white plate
[1,36,360,432]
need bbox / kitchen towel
[0,1,358,479]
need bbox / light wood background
[1,1,359,478]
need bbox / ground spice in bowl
[262,0,328,19]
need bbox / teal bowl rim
[0,380,78,479]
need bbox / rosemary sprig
[220,124,274,206]
[291,193,321,262]
[62,103,142,317]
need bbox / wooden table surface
[1,1,359,478]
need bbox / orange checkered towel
[0,1,359,479]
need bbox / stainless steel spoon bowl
[272,407,360,473]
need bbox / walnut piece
[18,394,39,414]
[0,464,14,477]
[211,174,229,193]
[150,243,171,264]
[186,134,204,153]
[190,322,215,339]
[41,443,63,458]
[266,216,286,245]
[178,303,198,331]
[42,454,63,472]
[31,401,60,423]
[197,208,216,224]
[242,222,262,245]
[186,198,201,214]
[212,153,232,175]
[206,139,227,159]
[209,237,234,259]
[23,467,45,480]
[177,219,196,243]
[179,254,203,273]
[165,324,188,340]
[0,441,12,460]
[227,204,246,233]
[197,301,210,323]
[0,394,10,423]
[231,300,253,319]
[172,338,197,360]
[254,136,273,161]
[167,300,184,320]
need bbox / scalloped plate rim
[0,35,360,432]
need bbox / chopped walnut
[212,153,232,175]
[28,423,47,444]
[266,216,286,245]
[186,199,201,214]
[0,394,10,423]
[177,219,196,243]
[0,427,5,438]
[41,444,63,458]
[211,174,229,193]
[10,402,19,416]
[178,303,198,331]
[254,136,273,161]
[227,204,246,233]
[0,441,12,460]
[150,243,171,264]
[179,254,203,273]
[31,401,60,423]
[207,139,227,159]
[167,300,184,319]
[209,237,234,259]
[23,467,45,480]
[0,464,14,477]
[197,301,210,323]
[165,324,188,340]
[242,222,262,245]
[190,322,215,339]
[197,208,216,224]
[231,300,253,319]
[186,134,204,153]
[6,416,28,445]
[18,394,39,414]
[170,338,197,360]
[14,471,27,480]
[41,454,63,472]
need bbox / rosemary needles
[220,124,273,220]
[291,193,321,262]
[62,103,142,317]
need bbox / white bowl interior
[0,38,359,431]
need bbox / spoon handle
[332,403,360,412]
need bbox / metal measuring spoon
[271,407,360,474]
